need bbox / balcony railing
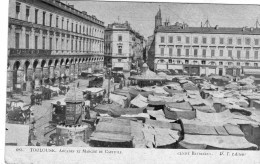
[9,48,52,56]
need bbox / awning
[244,68,260,75]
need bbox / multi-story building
[148,9,260,76]
[7,0,105,92]
[104,21,144,71]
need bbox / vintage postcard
[2,0,260,163]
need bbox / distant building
[104,21,145,71]
[148,8,260,76]
[8,0,105,92]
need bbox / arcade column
[26,65,33,92]
[70,62,75,82]
[7,66,14,92]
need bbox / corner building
[7,0,105,92]
[150,9,260,76]
[104,22,144,71]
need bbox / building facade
[8,0,105,91]
[104,21,144,71]
[148,9,260,76]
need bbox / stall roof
[6,124,29,146]
[82,87,104,93]
[65,87,84,103]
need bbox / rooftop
[106,21,144,39]
[155,24,260,35]
[41,0,104,27]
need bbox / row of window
[160,36,260,46]
[159,48,259,59]
[159,59,259,67]
[105,35,123,42]
[15,2,104,38]
[14,33,103,52]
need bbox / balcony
[9,48,52,56]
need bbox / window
[185,49,189,57]
[16,2,20,19]
[67,20,69,30]
[186,37,190,44]
[245,38,251,45]
[160,36,165,43]
[160,48,164,55]
[42,12,46,26]
[35,9,38,24]
[219,37,224,44]
[49,38,52,50]
[211,38,215,44]
[185,60,189,64]
[202,49,206,57]
[71,23,73,32]
[219,49,224,56]
[66,40,69,50]
[56,16,59,28]
[75,39,78,51]
[193,37,198,44]
[177,49,181,56]
[194,49,198,57]
[15,33,20,49]
[80,25,81,33]
[245,63,250,66]
[76,24,78,33]
[177,36,181,42]
[255,39,259,45]
[79,41,81,51]
[118,59,122,62]
[26,6,30,21]
[237,62,240,66]
[237,50,241,59]
[56,38,58,50]
[201,60,206,65]
[254,63,258,67]
[118,35,122,42]
[219,62,223,65]
[49,14,52,27]
[42,36,45,49]
[237,38,242,45]
[202,37,207,44]
[254,51,258,59]
[169,59,172,63]
[211,49,215,57]
[71,39,73,51]
[62,18,64,29]
[246,50,250,59]
[118,46,122,54]
[34,36,38,49]
[169,36,173,43]
[25,34,29,49]
[228,38,233,45]
[62,39,64,50]
[177,60,181,64]
[228,62,233,66]
[228,50,232,57]
[169,48,173,56]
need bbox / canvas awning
[244,68,260,75]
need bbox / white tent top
[82,87,104,93]
[6,124,29,146]
[50,97,66,105]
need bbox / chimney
[82,11,88,15]
[215,25,219,29]
[69,5,74,9]
[250,27,254,31]
[242,27,246,31]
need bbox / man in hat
[30,92,35,106]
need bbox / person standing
[30,92,35,106]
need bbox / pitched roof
[156,25,260,35]
[64,87,84,103]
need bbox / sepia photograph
[3,0,260,163]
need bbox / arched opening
[24,60,30,82]
[13,61,21,90]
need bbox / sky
[62,1,260,38]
